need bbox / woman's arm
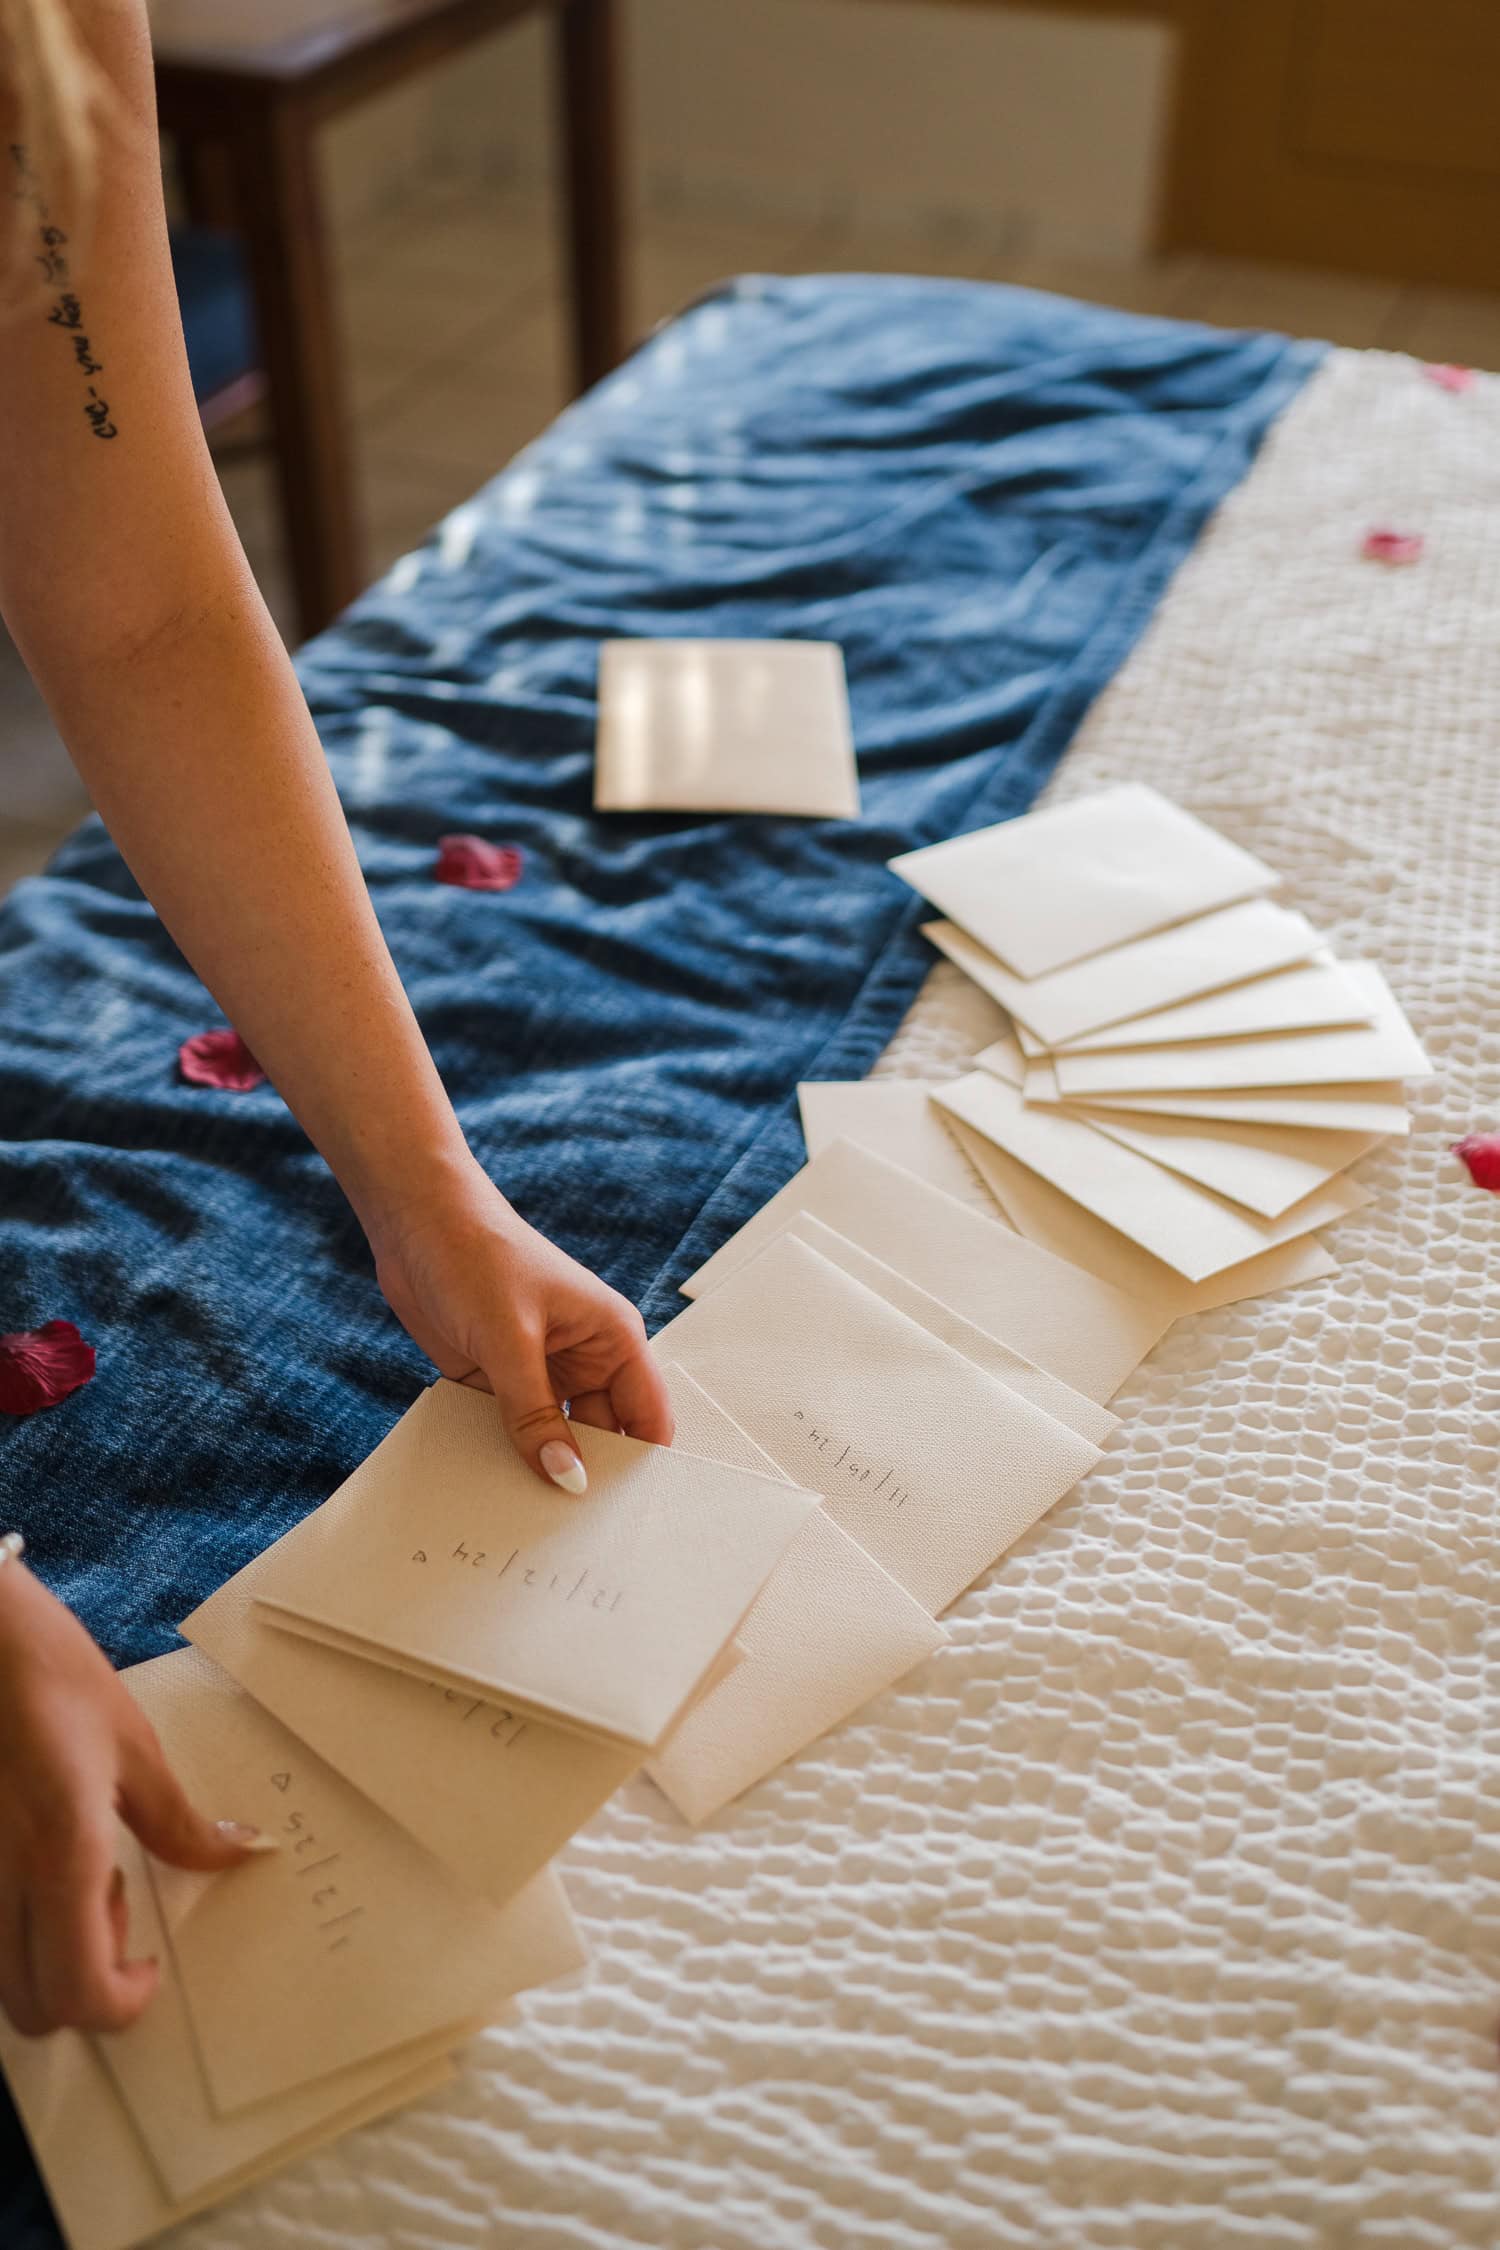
[0,0,671,2038]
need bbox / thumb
[485,1333,588,1496]
[118,1723,272,1872]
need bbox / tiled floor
[4,176,1499,889]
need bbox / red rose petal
[1362,528,1425,566]
[0,1319,96,1416]
[179,1028,265,1092]
[433,835,524,892]
[1423,362,1474,394]
[1452,1135,1500,1191]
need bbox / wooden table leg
[228,96,364,641]
[555,0,627,393]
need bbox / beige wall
[328,0,1171,260]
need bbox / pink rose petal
[1422,362,1474,394]
[1361,528,1425,566]
[0,1319,96,1416]
[433,835,524,891]
[179,1028,265,1092]
[1452,1134,1500,1191]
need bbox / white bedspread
[177,348,1500,2250]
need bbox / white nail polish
[218,1821,280,1852]
[540,1441,588,1496]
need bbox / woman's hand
[368,1160,674,1494]
[0,1563,262,2037]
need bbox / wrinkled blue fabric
[0,275,1317,2241]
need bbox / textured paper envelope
[796,1077,1000,1212]
[922,898,1321,1047]
[122,1649,585,2116]
[94,1826,471,2208]
[184,1568,636,1910]
[680,1138,1168,1401]
[594,637,859,818]
[247,1384,814,1750]
[1066,1083,1412,1132]
[943,1112,1338,1315]
[889,784,1279,978]
[933,1070,1367,1283]
[0,2017,453,2250]
[658,1231,1103,1614]
[1073,1106,1384,1219]
[1051,955,1374,1053]
[1052,963,1431,1096]
[647,1359,946,1822]
[787,1214,1119,1446]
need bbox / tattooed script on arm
[9,143,118,440]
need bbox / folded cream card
[932,1071,1366,1283]
[680,1137,1170,1401]
[787,1214,1119,1447]
[658,1231,1103,1614]
[922,898,1321,1046]
[95,1826,469,2209]
[1052,964,1431,1096]
[796,1077,999,1212]
[1068,1083,1412,1133]
[246,1384,815,1750]
[942,1111,1338,1316]
[594,638,859,819]
[0,2008,452,2250]
[1074,1106,1383,1219]
[1052,955,1374,1052]
[122,1649,585,2116]
[889,784,1279,978]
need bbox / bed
[4,275,1497,2248]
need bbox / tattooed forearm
[9,144,119,441]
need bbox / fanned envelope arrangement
[880,783,1428,1302]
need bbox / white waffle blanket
[178,348,1500,2250]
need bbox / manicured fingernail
[540,1441,588,1496]
[218,1820,279,1851]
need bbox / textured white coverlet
[171,348,1500,2250]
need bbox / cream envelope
[1065,1084,1412,1133]
[889,783,1279,978]
[94,1826,472,2208]
[680,1138,1169,1402]
[1072,1106,1385,1219]
[658,1231,1103,1615]
[1051,955,1374,1052]
[943,1112,1338,1316]
[246,1385,815,1751]
[0,2014,453,2250]
[593,637,859,818]
[123,1649,586,2116]
[922,898,1321,1047]
[1052,963,1431,1097]
[647,1359,946,1822]
[796,1076,1000,1212]
[183,1578,636,1911]
[787,1214,1119,1447]
[933,1070,1367,1283]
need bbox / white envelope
[680,1138,1170,1402]
[1073,1106,1385,1218]
[932,1070,1367,1282]
[943,1112,1338,1316]
[121,1650,586,2117]
[1052,963,1431,1096]
[889,783,1279,977]
[796,1076,1001,1212]
[658,1231,1103,1615]
[1062,1085,1412,1133]
[593,638,859,818]
[245,1385,815,1752]
[922,898,1322,1046]
[1052,955,1374,1052]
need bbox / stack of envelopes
[871,782,1430,1311]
